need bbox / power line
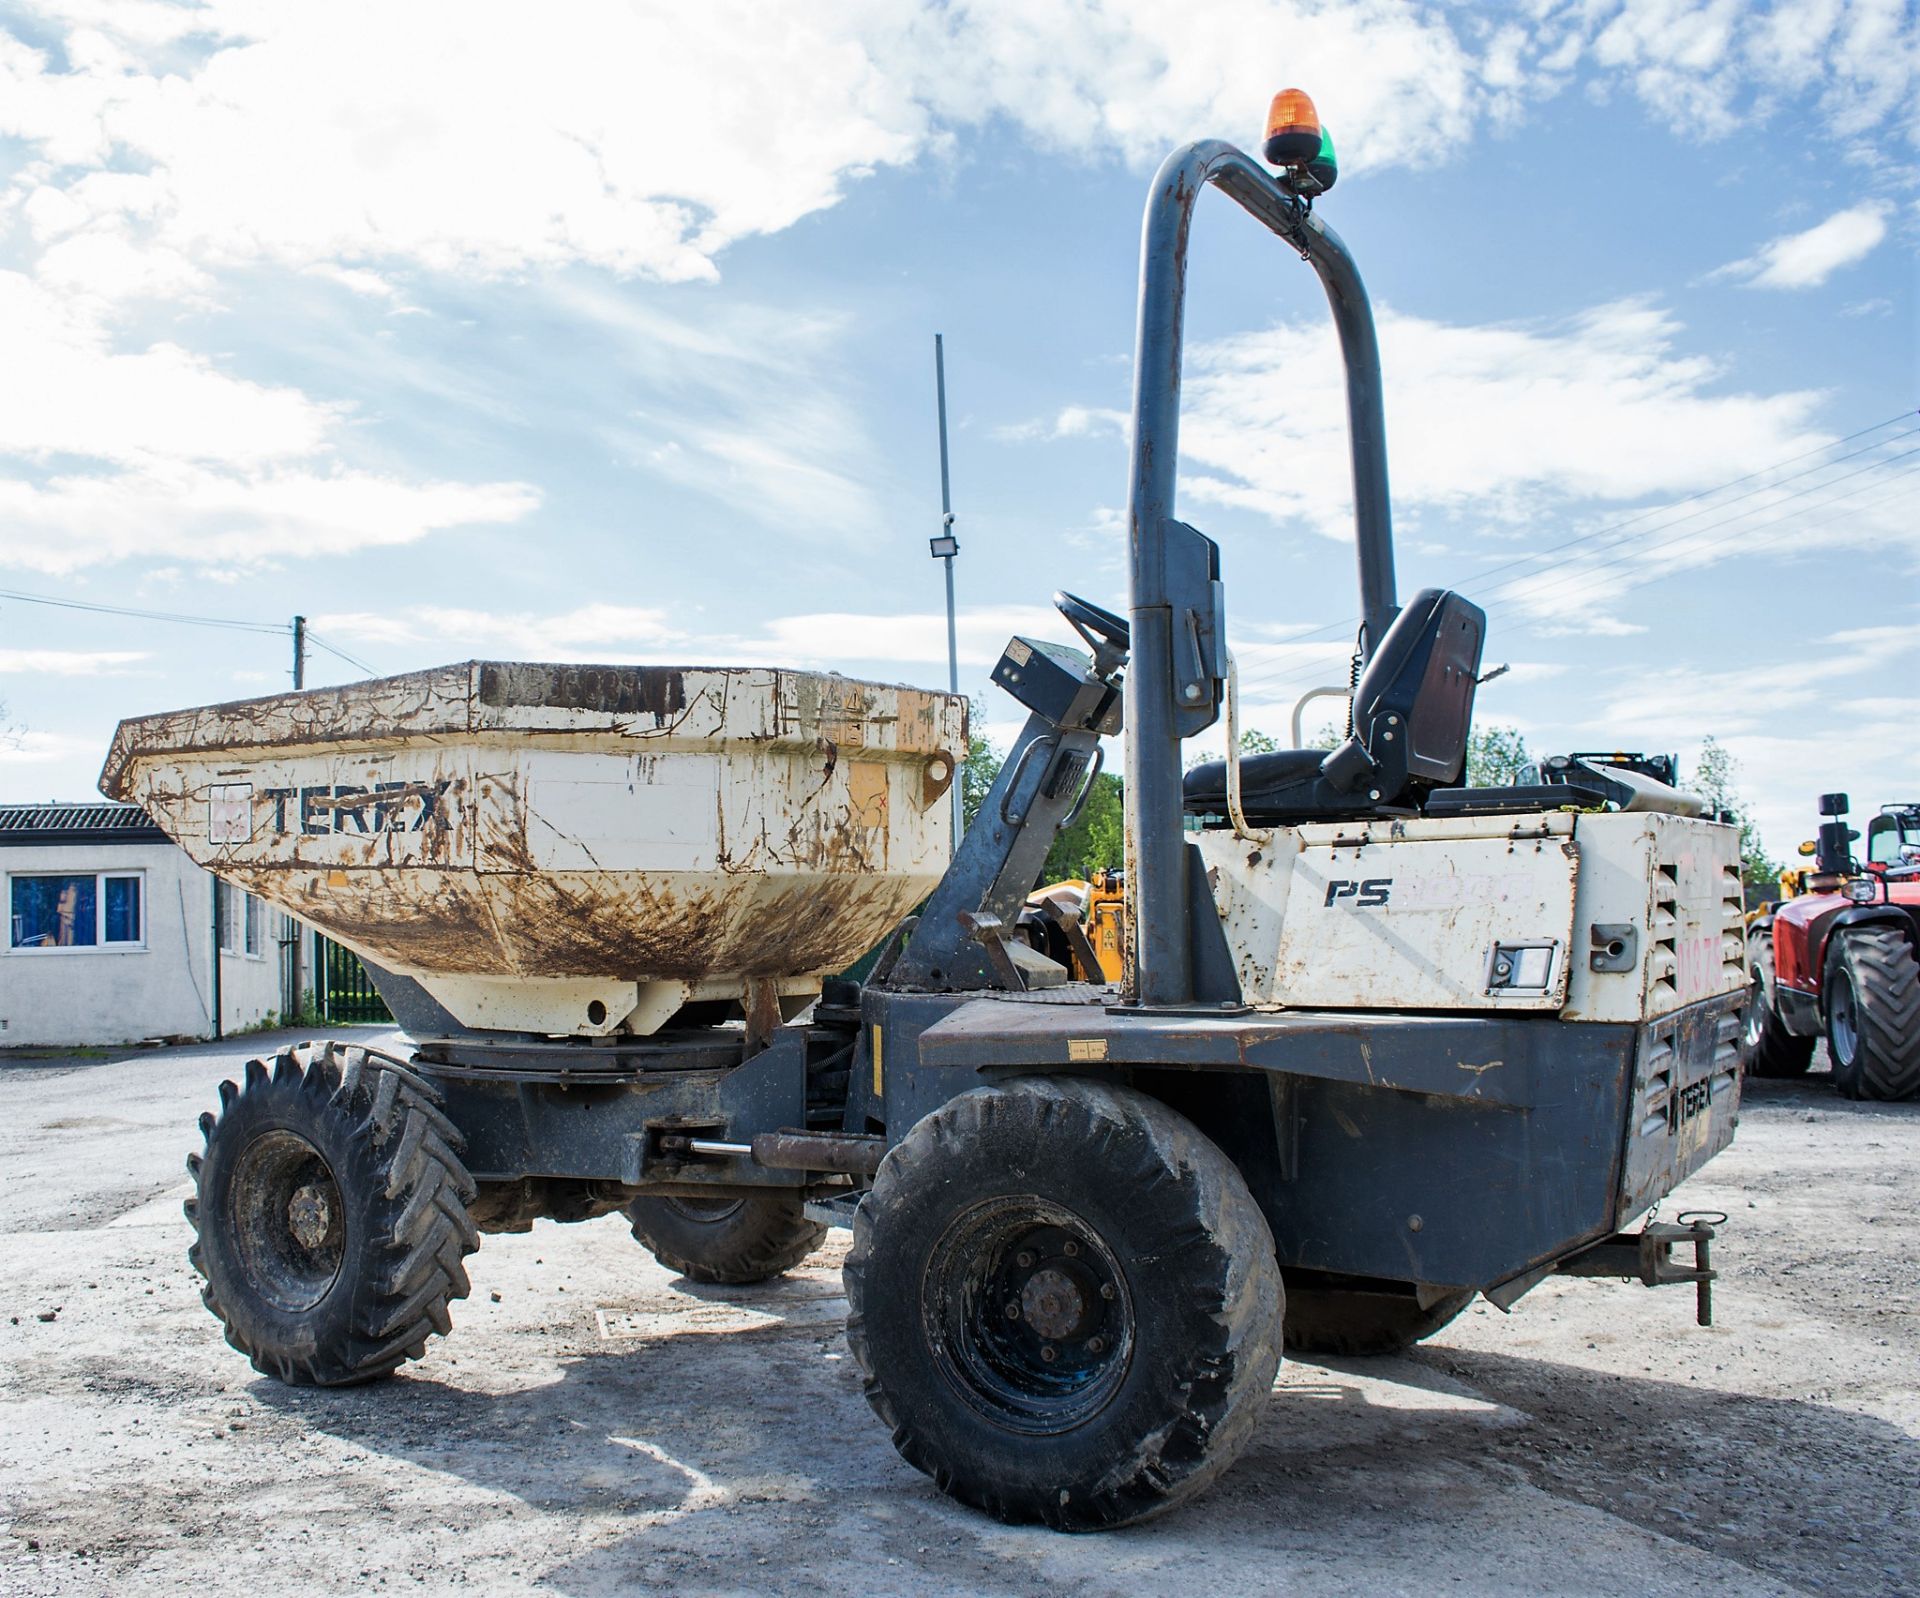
[1469,446,1920,631]
[0,587,289,636]
[1231,410,1919,692]
[302,628,378,678]
[1236,472,1920,715]
[0,586,379,679]
[1233,440,1920,712]
[1234,416,1919,699]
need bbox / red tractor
[1743,794,1920,1099]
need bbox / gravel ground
[1,1029,1915,1597]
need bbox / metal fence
[315,935,393,1025]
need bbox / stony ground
[1,1029,1915,1597]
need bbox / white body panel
[101,662,966,1037]
[1198,809,1745,1023]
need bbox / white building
[0,802,316,1048]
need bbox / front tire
[1282,1277,1474,1356]
[1741,934,1815,1078]
[187,1042,479,1386]
[845,1077,1284,1531]
[1824,928,1920,1101]
[626,1193,825,1285]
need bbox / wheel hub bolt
[1088,1336,1106,1354]
[1005,1303,1021,1320]
[1041,1345,1058,1363]
[1062,1240,1080,1257]
[287,1184,334,1251]
[1099,1282,1116,1301]
[1015,1251,1035,1268]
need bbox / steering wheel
[1054,591,1131,663]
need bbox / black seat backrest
[1322,588,1485,796]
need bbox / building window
[9,872,144,951]
[216,881,264,958]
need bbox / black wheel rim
[665,1195,745,1225]
[231,1129,345,1312]
[925,1197,1134,1436]
[1830,971,1859,1065]
[1743,972,1766,1050]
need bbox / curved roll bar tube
[1121,139,1398,1007]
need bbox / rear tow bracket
[1553,1214,1724,1326]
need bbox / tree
[959,699,1002,831]
[1043,770,1124,881]
[956,707,1123,882]
[1693,736,1779,889]
[1466,724,1531,788]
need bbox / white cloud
[0,0,1910,583]
[0,727,100,765]
[560,283,888,537]
[1712,202,1892,289]
[1541,0,1920,146]
[314,601,1061,671]
[995,406,1127,444]
[0,1,1910,316]
[0,1,940,290]
[0,647,149,675]
[0,270,330,466]
[311,604,682,657]
[1588,622,1920,852]
[0,466,538,577]
[0,269,537,573]
[1033,296,1915,646]
[1175,298,1829,537]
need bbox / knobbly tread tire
[1826,928,1920,1102]
[1281,1280,1474,1356]
[625,1194,826,1285]
[186,1040,479,1386]
[1742,933,1815,1078]
[844,1076,1285,1531]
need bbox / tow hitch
[1553,1214,1723,1326]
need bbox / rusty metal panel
[1615,991,1744,1223]
[1200,808,1746,1025]
[1269,829,1580,1011]
[99,662,965,1036]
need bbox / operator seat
[1184,587,1486,825]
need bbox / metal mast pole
[933,335,962,844]
[289,614,307,1020]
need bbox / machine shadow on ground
[1737,1070,1920,1121]
[251,1323,1918,1598]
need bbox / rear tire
[625,1193,825,1285]
[1282,1278,1474,1356]
[1824,928,1920,1101]
[187,1042,478,1386]
[845,1077,1284,1530]
[1741,934,1815,1078]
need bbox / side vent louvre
[1720,864,1747,980]
[1652,864,1679,1002]
[1640,1031,1676,1136]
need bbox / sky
[0,0,1914,860]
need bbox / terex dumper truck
[103,89,1745,1529]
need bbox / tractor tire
[1741,933,1815,1078]
[186,1042,479,1386]
[1824,928,1920,1102]
[845,1077,1284,1531]
[1282,1278,1474,1356]
[625,1194,825,1285]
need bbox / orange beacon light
[1263,88,1321,165]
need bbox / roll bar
[1122,139,1397,1008]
